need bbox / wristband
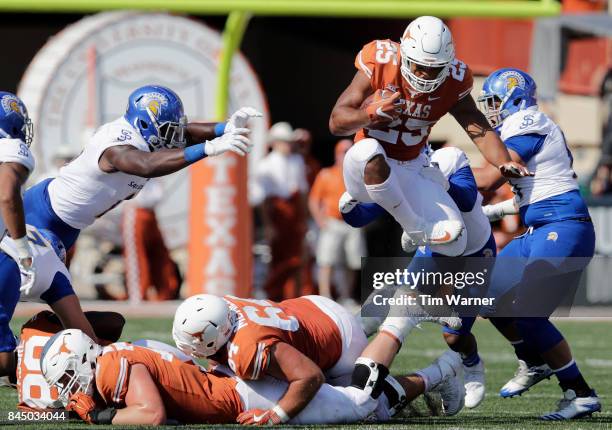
[214,122,227,137]
[272,405,290,423]
[184,143,207,164]
[13,236,31,259]
[90,407,117,424]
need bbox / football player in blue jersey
[474,68,600,420]
[0,92,38,374]
[22,85,260,253]
[342,145,496,410]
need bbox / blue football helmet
[0,92,33,146]
[478,68,537,130]
[124,85,187,151]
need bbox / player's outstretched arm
[113,363,166,425]
[101,131,251,178]
[329,71,375,136]
[237,342,325,425]
[450,95,531,178]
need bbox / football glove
[67,392,97,424]
[365,90,404,124]
[499,161,533,178]
[204,131,252,157]
[236,407,288,426]
[225,107,262,134]
[14,236,35,296]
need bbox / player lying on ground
[5,310,124,411]
[22,85,260,256]
[329,15,530,257]
[0,225,100,380]
[41,328,463,425]
[171,294,465,424]
[342,146,496,409]
[473,68,600,420]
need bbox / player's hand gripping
[499,161,533,178]
[225,107,263,134]
[204,131,252,157]
[365,90,404,125]
[67,392,97,424]
[236,407,288,426]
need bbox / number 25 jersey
[355,39,474,161]
[213,296,343,380]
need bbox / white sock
[365,172,422,232]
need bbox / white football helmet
[40,329,100,404]
[172,294,235,358]
[400,16,455,93]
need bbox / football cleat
[500,360,553,398]
[540,389,601,420]
[401,220,464,252]
[464,359,486,408]
[430,351,465,416]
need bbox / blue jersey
[500,107,589,227]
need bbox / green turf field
[1,317,610,429]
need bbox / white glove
[14,237,36,296]
[225,107,263,134]
[482,198,519,222]
[420,164,449,191]
[204,131,252,157]
[338,191,359,214]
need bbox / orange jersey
[354,39,473,161]
[95,343,243,424]
[309,165,345,220]
[213,296,342,380]
[16,311,64,411]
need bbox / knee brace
[350,358,407,416]
[350,357,389,399]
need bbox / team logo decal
[140,92,169,119]
[547,232,558,242]
[499,71,525,92]
[1,95,24,118]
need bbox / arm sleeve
[341,202,386,227]
[504,133,546,163]
[447,166,478,212]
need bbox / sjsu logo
[139,92,169,119]
[0,95,24,118]
[499,71,526,92]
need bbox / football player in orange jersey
[5,310,124,411]
[171,293,376,423]
[330,16,531,257]
[42,328,464,425]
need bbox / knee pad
[350,357,389,399]
[515,318,564,353]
